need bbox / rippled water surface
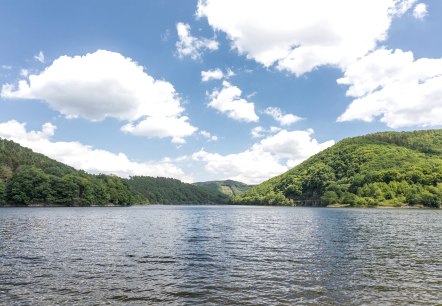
[1,206,441,305]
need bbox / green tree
[0,165,13,181]
[302,163,335,197]
[50,175,80,204]
[321,191,339,205]
[0,179,5,204]
[341,192,359,206]
[284,183,302,199]
[7,166,51,205]
[91,179,110,205]
[421,186,442,208]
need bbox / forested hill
[128,176,229,204]
[0,138,144,206]
[193,180,252,197]
[232,129,442,208]
[0,138,229,206]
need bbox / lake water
[0,206,441,305]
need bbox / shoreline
[0,204,131,208]
[1,203,439,209]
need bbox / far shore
[325,203,439,209]
[0,204,131,208]
[1,203,439,209]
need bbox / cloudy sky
[0,0,441,184]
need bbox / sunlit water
[0,206,441,305]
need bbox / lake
[0,206,441,305]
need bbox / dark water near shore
[1,206,441,305]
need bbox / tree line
[0,138,229,206]
[0,165,141,205]
[127,176,229,204]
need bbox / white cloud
[193,128,334,184]
[201,68,224,82]
[413,3,428,19]
[34,51,45,63]
[201,68,235,82]
[199,130,218,141]
[1,65,12,70]
[176,22,218,60]
[19,69,29,77]
[121,116,197,144]
[0,120,191,181]
[269,126,282,133]
[337,48,442,128]
[193,149,286,185]
[197,0,416,76]
[208,81,259,122]
[226,69,235,78]
[251,126,281,138]
[197,0,437,130]
[263,107,302,126]
[1,50,197,143]
[251,126,265,138]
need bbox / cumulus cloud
[176,22,218,60]
[251,126,281,138]
[1,50,197,143]
[121,116,197,144]
[201,68,234,82]
[193,149,286,185]
[201,68,223,82]
[197,0,438,130]
[0,120,191,181]
[263,107,302,126]
[413,3,428,19]
[251,126,265,138]
[207,81,259,122]
[19,69,29,77]
[34,51,45,63]
[197,0,416,75]
[337,48,442,128]
[193,128,334,184]
[199,130,218,141]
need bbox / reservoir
[1,206,441,304]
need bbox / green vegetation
[127,176,229,204]
[0,138,143,206]
[232,130,442,208]
[0,138,229,206]
[4,129,442,208]
[193,180,252,197]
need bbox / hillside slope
[0,138,229,206]
[0,138,142,206]
[128,176,229,204]
[193,180,252,197]
[232,130,442,208]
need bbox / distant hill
[232,129,442,208]
[127,176,229,204]
[193,180,253,197]
[0,138,229,206]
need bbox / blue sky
[0,0,441,184]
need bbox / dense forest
[128,176,229,204]
[0,138,144,206]
[193,180,252,197]
[4,129,442,208]
[232,129,442,208]
[0,138,228,206]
